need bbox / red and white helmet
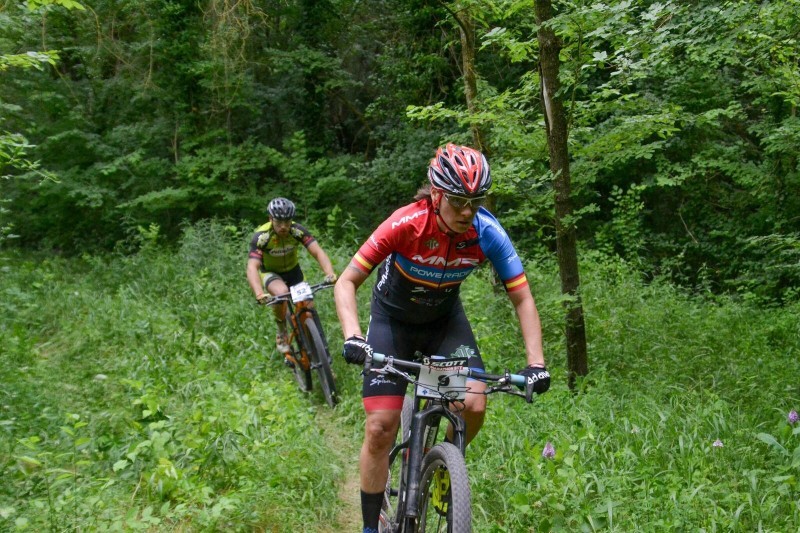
[427,143,492,196]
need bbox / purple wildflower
[712,439,723,448]
[542,442,556,459]
[788,410,799,425]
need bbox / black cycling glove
[342,335,372,365]
[518,365,551,394]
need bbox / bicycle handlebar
[263,281,334,305]
[368,352,537,403]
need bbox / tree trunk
[455,10,485,153]
[448,4,502,290]
[535,0,588,390]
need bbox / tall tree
[440,1,486,152]
[534,0,587,390]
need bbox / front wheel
[303,315,337,407]
[418,443,471,533]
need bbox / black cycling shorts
[362,298,484,411]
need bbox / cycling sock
[361,490,383,530]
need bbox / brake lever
[506,368,535,403]
[525,380,535,403]
[483,384,514,396]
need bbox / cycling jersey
[351,199,528,324]
[248,221,316,273]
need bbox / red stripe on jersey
[504,272,529,292]
[351,252,374,274]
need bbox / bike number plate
[416,356,469,400]
[290,282,313,303]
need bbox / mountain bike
[367,352,537,533]
[264,281,338,407]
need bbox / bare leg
[360,409,401,492]
[266,278,289,334]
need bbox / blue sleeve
[473,209,525,281]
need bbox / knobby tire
[418,443,471,533]
[303,316,337,407]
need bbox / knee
[364,417,398,453]
[466,395,486,417]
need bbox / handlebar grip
[508,374,527,387]
[364,351,384,374]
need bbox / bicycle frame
[285,299,315,369]
[264,281,338,407]
[268,281,332,369]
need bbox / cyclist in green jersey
[247,197,337,361]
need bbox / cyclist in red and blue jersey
[333,144,551,533]
[247,197,337,362]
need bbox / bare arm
[334,265,370,338]
[306,241,336,279]
[508,288,546,367]
[247,258,266,299]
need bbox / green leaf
[15,455,42,468]
[755,433,788,455]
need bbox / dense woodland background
[2,0,799,302]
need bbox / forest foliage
[1,0,799,302]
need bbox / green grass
[2,221,799,531]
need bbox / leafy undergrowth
[2,221,799,531]
[463,256,800,531]
[0,221,354,531]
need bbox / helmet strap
[437,213,458,236]
[431,191,441,215]
[431,190,457,235]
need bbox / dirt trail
[316,407,362,532]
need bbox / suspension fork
[404,403,466,518]
[292,307,317,354]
